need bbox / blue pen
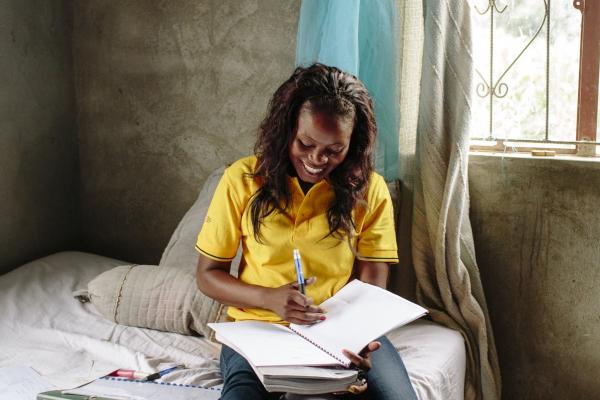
[293,249,306,294]
[145,365,182,381]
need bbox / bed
[0,254,465,400]
[0,168,466,400]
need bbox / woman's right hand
[264,277,327,324]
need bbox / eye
[326,147,344,156]
[298,140,313,149]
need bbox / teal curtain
[295,0,399,180]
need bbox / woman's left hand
[341,341,381,395]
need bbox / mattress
[0,251,465,399]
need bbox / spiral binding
[100,376,222,390]
[289,326,350,367]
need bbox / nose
[308,149,327,166]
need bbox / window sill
[469,150,600,164]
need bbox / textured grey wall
[73,0,300,264]
[469,154,600,400]
[0,1,79,274]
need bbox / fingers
[287,290,310,307]
[290,276,316,289]
[342,341,380,371]
[285,307,327,325]
[361,341,381,355]
[279,279,328,324]
[347,380,368,395]
[285,299,326,324]
[342,349,366,368]
[305,304,326,314]
[285,299,326,319]
[286,288,326,313]
[287,312,326,325]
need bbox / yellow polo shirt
[196,155,398,322]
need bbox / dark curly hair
[249,63,377,242]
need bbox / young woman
[196,64,417,400]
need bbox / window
[469,0,600,156]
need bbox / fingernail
[320,315,326,321]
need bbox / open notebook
[209,280,427,393]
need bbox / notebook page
[208,321,340,367]
[291,280,427,364]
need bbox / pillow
[75,264,226,337]
[160,166,243,271]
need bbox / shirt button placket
[292,191,303,245]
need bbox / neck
[298,179,313,195]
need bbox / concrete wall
[469,153,600,399]
[0,1,79,274]
[73,0,300,264]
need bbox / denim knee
[220,345,280,400]
[365,336,417,400]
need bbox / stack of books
[209,280,427,395]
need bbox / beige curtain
[389,0,423,302]
[391,1,502,399]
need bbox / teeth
[303,162,324,174]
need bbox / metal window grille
[469,0,600,154]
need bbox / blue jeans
[219,336,417,400]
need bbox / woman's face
[288,109,354,184]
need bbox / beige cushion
[161,166,243,271]
[78,264,226,337]
[78,166,241,338]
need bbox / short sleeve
[195,167,244,261]
[356,175,399,263]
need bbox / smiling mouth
[302,161,324,175]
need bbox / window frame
[574,0,599,155]
[469,0,600,156]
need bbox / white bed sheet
[0,251,465,399]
